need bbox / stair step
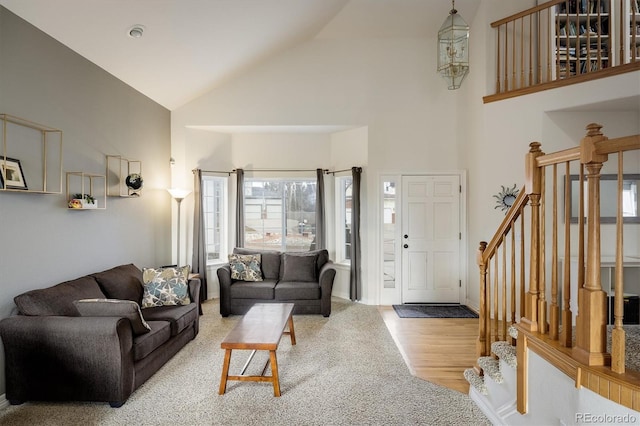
[492,341,517,368]
[508,324,518,340]
[463,368,488,395]
[478,356,504,384]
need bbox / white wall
[0,8,172,395]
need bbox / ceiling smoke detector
[128,25,145,39]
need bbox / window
[382,180,396,288]
[244,178,316,252]
[336,176,353,262]
[202,175,228,264]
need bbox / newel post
[573,123,611,366]
[520,142,543,332]
[477,241,489,360]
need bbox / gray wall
[0,8,172,396]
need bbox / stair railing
[476,123,640,411]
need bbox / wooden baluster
[511,225,517,344]
[494,252,500,342]
[512,20,517,89]
[521,142,544,332]
[539,169,547,334]
[521,17,526,88]
[496,26,502,93]
[550,164,560,340]
[520,205,526,320]
[504,23,510,92]
[529,14,534,85]
[502,238,508,340]
[477,241,489,359]
[486,261,492,354]
[611,153,626,373]
[573,123,611,366]
[560,162,573,347]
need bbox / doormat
[392,304,479,319]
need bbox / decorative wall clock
[493,184,519,212]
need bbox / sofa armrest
[319,261,337,317]
[0,315,135,406]
[187,277,202,330]
[217,264,232,317]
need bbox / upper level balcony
[484,0,640,103]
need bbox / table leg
[288,315,296,346]
[269,350,281,397]
[219,349,232,395]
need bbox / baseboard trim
[0,393,10,410]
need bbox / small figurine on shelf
[69,193,97,209]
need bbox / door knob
[404,234,408,239]
[403,244,409,249]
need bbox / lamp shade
[167,188,191,201]
[437,5,469,90]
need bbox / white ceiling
[0,0,479,111]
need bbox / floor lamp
[167,188,191,266]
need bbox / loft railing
[476,124,640,412]
[484,0,640,103]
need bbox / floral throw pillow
[141,265,191,308]
[228,254,263,282]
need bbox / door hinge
[459,280,462,288]
[459,185,462,193]
[459,232,462,240]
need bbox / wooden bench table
[218,303,296,397]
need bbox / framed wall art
[0,156,28,190]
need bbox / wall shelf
[106,155,143,197]
[66,172,106,210]
[0,114,63,194]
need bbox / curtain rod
[193,167,362,174]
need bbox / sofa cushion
[280,253,318,282]
[141,265,191,308]
[229,280,277,299]
[91,264,144,304]
[141,304,198,336]
[73,299,151,335]
[228,254,263,282]
[275,281,321,300]
[233,248,281,280]
[133,321,171,361]
[14,275,106,316]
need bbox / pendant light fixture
[437,0,469,90]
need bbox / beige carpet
[0,298,489,426]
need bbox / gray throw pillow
[73,299,151,335]
[280,253,318,282]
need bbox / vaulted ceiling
[0,0,479,110]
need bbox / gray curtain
[314,168,325,250]
[350,167,362,301]
[191,169,207,314]
[235,169,245,247]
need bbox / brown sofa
[217,248,336,317]
[0,263,200,407]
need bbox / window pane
[244,179,316,252]
[383,180,396,288]
[202,176,227,263]
[343,177,353,260]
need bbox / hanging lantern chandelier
[437,0,469,90]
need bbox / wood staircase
[465,124,640,423]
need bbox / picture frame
[0,156,28,190]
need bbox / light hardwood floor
[378,306,479,394]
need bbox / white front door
[401,175,460,303]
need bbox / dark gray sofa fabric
[217,248,336,317]
[0,264,200,407]
[14,275,106,316]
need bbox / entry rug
[392,304,479,319]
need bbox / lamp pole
[167,189,191,266]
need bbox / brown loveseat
[217,248,336,317]
[0,264,200,407]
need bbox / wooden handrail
[491,0,564,28]
[475,123,640,413]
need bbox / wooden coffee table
[218,303,296,397]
